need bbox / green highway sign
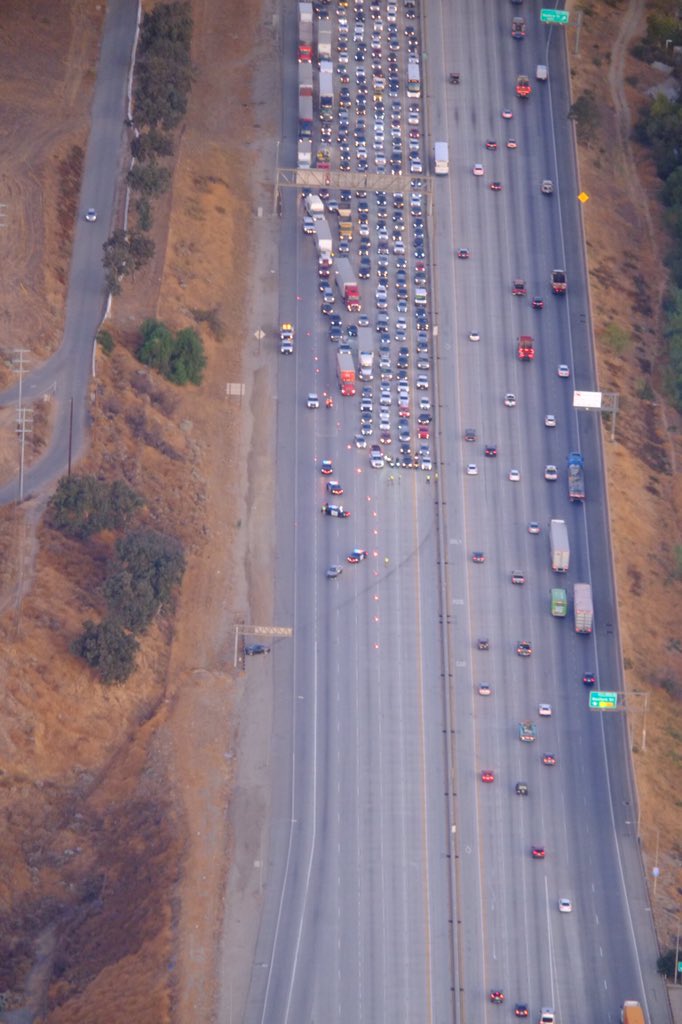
[541,9,569,24]
[590,691,618,709]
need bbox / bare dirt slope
[0,0,275,1020]
[567,0,682,944]
[0,1,679,1023]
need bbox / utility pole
[13,349,32,503]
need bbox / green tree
[568,91,600,144]
[46,475,142,539]
[127,162,171,197]
[102,230,155,291]
[167,327,206,385]
[104,528,185,633]
[136,319,206,385]
[71,619,139,684]
[130,128,174,162]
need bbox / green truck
[551,588,568,617]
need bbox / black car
[245,643,271,656]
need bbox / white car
[509,468,521,482]
[85,208,97,222]
[544,465,558,481]
[473,163,484,176]
[415,374,429,389]
[479,682,492,696]
[354,435,367,449]
[307,393,320,409]
[558,898,572,913]
[468,331,480,342]
[544,414,557,427]
[466,463,479,476]
[528,521,540,535]
[504,393,516,407]
[538,703,552,717]
[557,364,570,378]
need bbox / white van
[536,65,548,81]
[304,192,324,215]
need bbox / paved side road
[0,0,139,507]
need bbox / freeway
[240,1,669,1023]
[428,0,668,1022]
[0,0,138,506]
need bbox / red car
[457,247,470,259]
[472,551,485,563]
[531,846,546,859]
[514,1005,529,1018]
[485,139,498,150]
[542,753,557,766]
[531,296,544,309]
[481,770,495,783]
[490,181,502,191]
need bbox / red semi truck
[335,258,361,312]
[337,347,356,397]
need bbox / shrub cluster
[48,476,185,684]
[136,318,206,386]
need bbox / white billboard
[573,390,602,410]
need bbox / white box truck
[549,519,570,573]
[434,141,449,175]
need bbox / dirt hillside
[0,1,678,1022]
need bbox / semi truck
[315,217,333,260]
[567,451,585,502]
[298,61,313,96]
[337,346,356,397]
[319,66,334,120]
[550,518,570,572]
[298,18,313,63]
[517,335,535,360]
[357,327,374,380]
[551,269,567,294]
[335,258,361,312]
[621,1002,645,1024]
[298,94,313,139]
[550,588,568,617]
[317,23,332,62]
[574,583,594,634]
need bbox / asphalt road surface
[244,1,669,1023]
[0,0,138,506]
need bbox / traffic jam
[287,1,602,1015]
[289,0,434,498]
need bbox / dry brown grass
[0,1,679,1021]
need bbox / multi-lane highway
[242,1,669,1022]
